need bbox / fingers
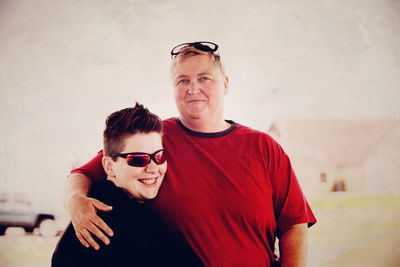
[92,199,113,212]
[93,216,114,237]
[75,220,111,250]
[75,231,90,248]
[76,228,100,250]
[69,196,114,249]
[74,216,113,249]
[87,219,111,246]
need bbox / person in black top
[52,103,203,267]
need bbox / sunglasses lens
[126,154,151,167]
[171,42,218,56]
[154,150,167,164]
[194,42,216,52]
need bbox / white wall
[0,0,399,202]
[364,126,400,194]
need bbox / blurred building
[268,120,400,196]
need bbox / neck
[106,176,116,184]
[106,176,144,204]
[179,116,230,133]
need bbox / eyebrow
[175,72,214,79]
[175,74,189,80]
[198,72,214,77]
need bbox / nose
[144,160,158,173]
[187,80,201,95]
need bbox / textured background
[1,0,399,193]
[0,0,399,265]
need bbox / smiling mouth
[137,178,157,185]
[187,99,206,103]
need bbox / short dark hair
[103,103,162,158]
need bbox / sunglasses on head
[170,41,219,59]
[110,149,166,167]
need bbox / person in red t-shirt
[65,41,316,267]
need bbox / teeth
[140,178,156,185]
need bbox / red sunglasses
[110,149,166,167]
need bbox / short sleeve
[266,137,316,237]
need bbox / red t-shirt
[71,118,316,267]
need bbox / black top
[52,180,203,267]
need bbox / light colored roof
[269,119,400,165]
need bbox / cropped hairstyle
[103,103,162,159]
[170,46,226,76]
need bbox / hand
[68,195,113,250]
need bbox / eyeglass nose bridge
[148,153,161,165]
[133,151,164,166]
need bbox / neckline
[175,118,237,138]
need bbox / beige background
[1,0,399,193]
[0,0,399,265]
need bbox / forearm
[64,173,92,212]
[279,223,308,267]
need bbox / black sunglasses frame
[170,41,219,58]
[109,149,166,167]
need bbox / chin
[142,192,158,200]
[185,112,205,120]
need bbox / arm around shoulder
[64,173,92,212]
[64,173,114,249]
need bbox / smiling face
[172,54,229,128]
[103,132,167,202]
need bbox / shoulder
[90,182,144,230]
[162,118,184,141]
[162,117,179,131]
[233,123,287,161]
[234,123,278,145]
[162,117,177,126]
[89,180,115,198]
[89,180,130,207]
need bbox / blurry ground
[308,194,400,267]
[0,194,399,267]
[0,233,58,267]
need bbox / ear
[223,76,229,95]
[102,156,116,178]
